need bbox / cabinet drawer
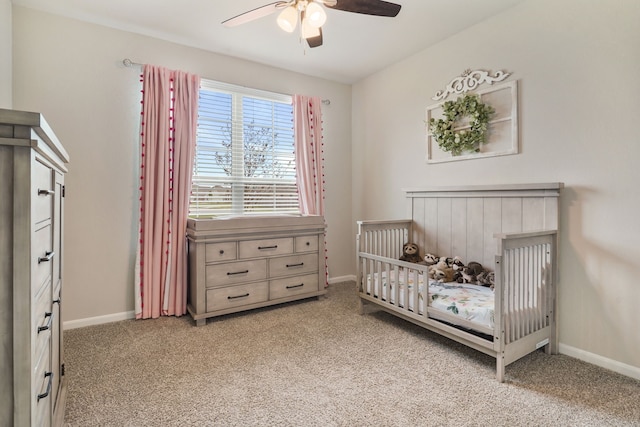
[239,238,293,259]
[205,259,267,288]
[206,282,268,312]
[33,160,53,224]
[34,345,52,426]
[295,235,319,253]
[269,253,318,278]
[32,224,53,292]
[34,283,52,361]
[270,274,319,300]
[205,242,237,263]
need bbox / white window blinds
[190,80,299,218]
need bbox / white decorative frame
[431,69,511,101]
[426,80,518,164]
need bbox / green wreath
[429,93,495,156]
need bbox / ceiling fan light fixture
[305,2,327,28]
[277,5,298,33]
[301,17,321,38]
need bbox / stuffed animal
[458,261,484,284]
[477,270,495,290]
[439,256,454,268]
[451,256,465,271]
[399,243,422,264]
[432,259,455,283]
[451,256,465,282]
[424,253,439,266]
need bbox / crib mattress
[365,271,495,330]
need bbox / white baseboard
[63,310,136,330]
[328,274,356,285]
[559,343,640,381]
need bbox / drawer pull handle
[37,312,53,334]
[53,298,61,305]
[37,189,55,196]
[38,251,55,264]
[219,250,225,255]
[227,270,249,276]
[306,242,310,246]
[286,283,304,289]
[37,372,53,401]
[258,245,278,250]
[286,262,304,268]
[228,293,250,300]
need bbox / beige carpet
[63,282,640,426]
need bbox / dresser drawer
[270,274,319,300]
[239,237,293,259]
[33,160,53,224]
[34,344,52,427]
[34,283,52,362]
[206,282,268,312]
[205,259,267,288]
[33,223,53,292]
[295,235,319,253]
[205,241,237,263]
[269,253,319,278]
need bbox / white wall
[12,6,353,322]
[0,0,11,108]
[352,0,640,376]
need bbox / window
[190,80,299,218]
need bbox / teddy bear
[399,242,422,264]
[458,261,484,284]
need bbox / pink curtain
[135,65,200,319]
[293,95,325,215]
[293,95,328,284]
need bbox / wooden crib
[356,183,562,382]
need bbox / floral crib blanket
[366,271,495,330]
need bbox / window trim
[190,79,299,218]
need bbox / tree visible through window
[190,80,299,217]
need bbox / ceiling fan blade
[222,1,290,27]
[316,0,338,6]
[306,27,323,48]
[325,0,401,17]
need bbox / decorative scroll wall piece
[432,69,510,101]
[426,80,518,164]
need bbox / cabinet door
[51,171,64,414]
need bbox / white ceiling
[11,0,526,84]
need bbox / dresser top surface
[0,108,69,164]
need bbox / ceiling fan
[222,0,402,48]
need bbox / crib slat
[412,269,419,314]
[403,267,408,310]
[393,265,399,306]
[385,262,391,303]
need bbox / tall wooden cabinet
[187,215,327,326]
[0,109,69,426]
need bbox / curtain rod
[122,58,331,105]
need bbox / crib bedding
[366,271,495,330]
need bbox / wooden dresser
[187,215,327,326]
[0,109,69,426]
